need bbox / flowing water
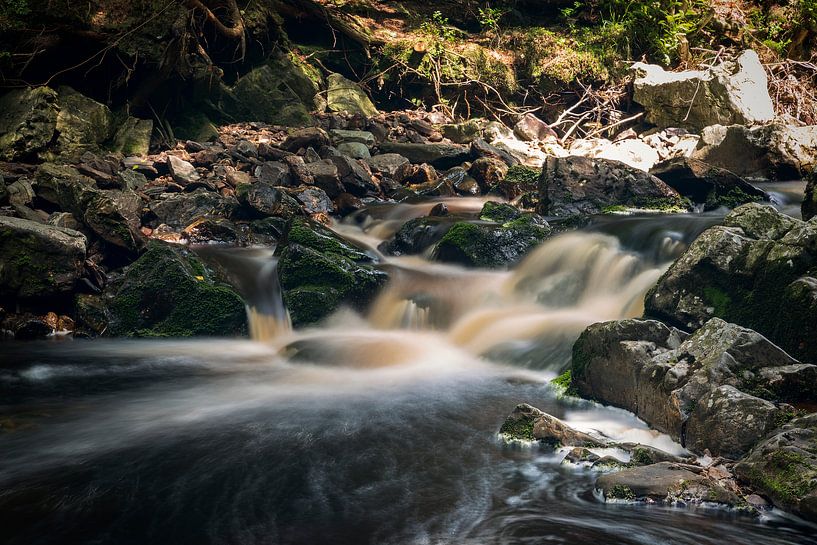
[2,193,816,545]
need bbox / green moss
[703,286,732,317]
[551,370,578,396]
[286,218,371,262]
[499,416,535,441]
[480,201,520,223]
[706,188,764,210]
[749,450,817,507]
[504,165,540,187]
[630,447,653,466]
[602,205,629,214]
[608,484,636,501]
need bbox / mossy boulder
[0,216,87,298]
[277,218,388,326]
[326,73,378,117]
[50,86,115,161]
[108,242,247,337]
[432,212,551,268]
[736,414,817,522]
[499,403,604,446]
[645,203,817,362]
[112,117,152,156]
[385,216,454,256]
[0,86,59,161]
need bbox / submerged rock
[735,414,817,522]
[0,216,86,298]
[538,155,687,216]
[632,50,774,130]
[644,203,817,362]
[108,242,247,337]
[499,403,604,446]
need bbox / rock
[330,155,379,197]
[220,55,322,126]
[442,167,481,196]
[53,86,114,160]
[735,414,817,522]
[282,127,331,152]
[236,183,302,219]
[0,86,59,161]
[632,50,774,130]
[685,386,780,459]
[644,203,817,361]
[408,173,454,197]
[108,242,247,337]
[167,156,201,185]
[433,212,551,268]
[149,189,238,229]
[173,110,219,142]
[571,138,661,171]
[650,157,768,209]
[289,187,335,216]
[337,141,371,159]
[378,142,470,170]
[35,164,144,253]
[480,201,521,223]
[470,138,519,167]
[693,124,817,180]
[513,113,557,142]
[11,315,54,340]
[468,157,507,192]
[572,317,814,457]
[330,129,375,146]
[596,462,739,506]
[499,403,605,446]
[363,154,409,179]
[255,161,292,186]
[111,117,152,156]
[326,73,378,117]
[0,216,86,298]
[562,447,600,465]
[441,119,483,143]
[75,293,110,335]
[385,217,454,256]
[183,217,243,245]
[804,173,817,220]
[538,156,688,217]
[278,218,388,325]
[495,164,539,202]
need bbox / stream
[2,193,816,545]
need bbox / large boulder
[0,216,87,298]
[277,218,388,326]
[644,203,817,362]
[572,317,815,458]
[693,124,817,180]
[378,142,470,170]
[51,86,114,160]
[108,242,247,337]
[735,414,817,522]
[650,156,768,209]
[148,189,238,229]
[0,87,59,161]
[326,73,378,117]
[537,155,687,216]
[632,50,774,131]
[35,164,144,253]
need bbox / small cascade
[193,246,292,342]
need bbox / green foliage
[478,5,507,33]
[0,0,28,30]
[608,484,636,500]
[519,27,614,90]
[420,10,458,44]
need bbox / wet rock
[596,462,740,506]
[304,160,344,197]
[442,167,481,196]
[183,217,243,245]
[378,142,470,170]
[499,403,605,446]
[149,189,238,229]
[470,138,519,167]
[253,161,290,186]
[0,216,86,298]
[633,50,774,130]
[326,73,378,117]
[385,216,454,256]
[290,187,335,216]
[35,164,144,253]
[735,414,817,522]
[364,153,410,178]
[572,317,814,457]
[644,203,817,361]
[562,447,601,465]
[480,201,521,223]
[0,86,59,161]
[495,165,540,202]
[75,293,110,335]
[433,212,551,268]
[468,157,507,192]
[108,242,247,337]
[513,113,557,142]
[403,163,438,186]
[236,182,302,219]
[538,156,687,217]
[409,176,454,198]
[693,123,817,180]
[167,156,201,185]
[429,203,448,217]
[650,156,768,209]
[278,218,388,325]
[11,315,54,340]
[282,127,331,152]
